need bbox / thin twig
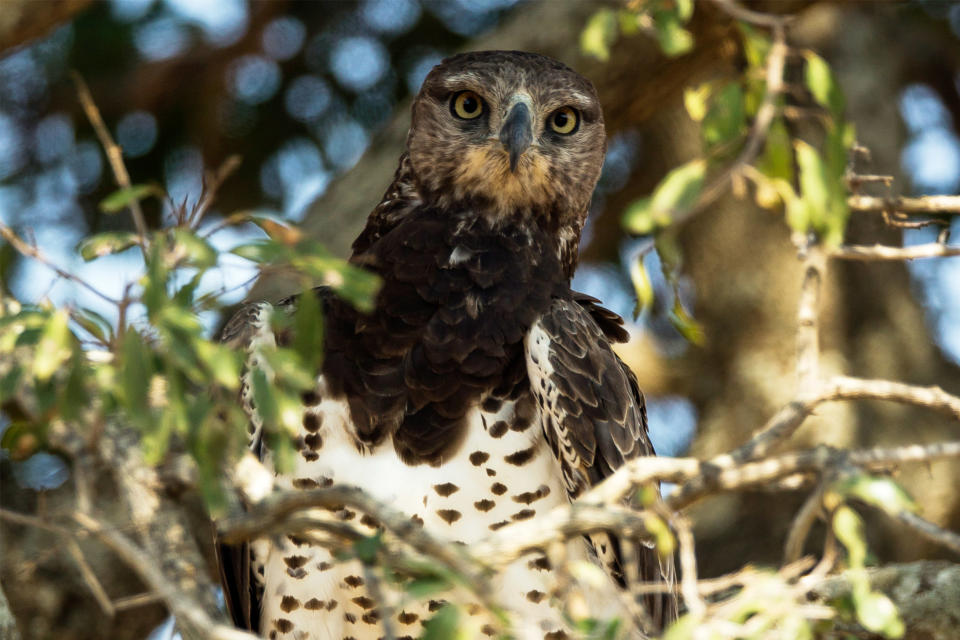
[72,511,257,640]
[892,511,960,556]
[795,242,824,396]
[710,0,794,28]
[0,224,119,305]
[783,478,829,564]
[66,538,115,617]
[72,73,150,255]
[848,194,960,215]
[831,243,960,261]
[189,155,243,229]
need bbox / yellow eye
[451,91,484,119]
[549,107,578,135]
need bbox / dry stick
[893,511,960,556]
[72,73,149,255]
[795,244,825,396]
[72,511,259,640]
[0,225,119,305]
[189,155,243,229]
[848,194,960,215]
[783,476,831,564]
[65,538,115,617]
[831,243,960,261]
[711,0,795,28]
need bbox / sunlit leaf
[675,0,694,22]
[231,239,288,264]
[757,118,793,182]
[854,591,905,638]
[653,12,694,57]
[670,297,705,346]
[629,256,655,317]
[683,82,712,122]
[77,231,140,261]
[833,505,867,568]
[171,229,217,269]
[795,140,830,228]
[581,8,618,61]
[703,82,746,149]
[0,423,39,460]
[33,310,73,381]
[835,475,917,516]
[623,160,706,235]
[804,51,845,116]
[195,340,242,390]
[99,183,163,213]
[737,22,770,70]
[643,512,676,556]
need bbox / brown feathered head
[407,51,606,233]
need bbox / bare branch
[848,194,960,216]
[0,224,120,306]
[796,243,825,395]
[73,511,258,640]
[831,243,960,261]
[72,73,150,254]
[892,511,960,556]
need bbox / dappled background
[2,1,960,639]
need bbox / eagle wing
[526,292,677,630]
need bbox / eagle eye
[451,91,484,120]
[549,107,579,135]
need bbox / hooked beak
[499,101,533,173]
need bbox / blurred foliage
[0,179,378,513]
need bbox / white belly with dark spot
[255,380,616,640]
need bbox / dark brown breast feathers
[323,207,565,464]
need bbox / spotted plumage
[218,50,676,639]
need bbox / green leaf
[835,475,917,516]
[623,160,706,235]
[77,231,140,261]
[653,12,694,57]
[670,297,705,346]
[353,533,383,565]
[99,183,163,213]
[170,229,217,269]
[421,604,460,640]
[795,140,830,229]
[33,310,73,381]
[757,118,794,182]
[404,576,451,600]
[833,505,867,568]
[643,512,676,556]
[703,83,746,149]
[73,307,114,345]
[194,340,242,390]
[581,8,618,62]
[737,22,771,70]
[250,367,279,431]
[293,289,325,372]
[629,256,655,317]
[804,51,845,116]
[231,239,289,264]
[854,591,904,638]
[0,364,22,402]
[675,0,694,22]
[120,329,155,416]
[683,82,712,122]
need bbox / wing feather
[526,293,677,630]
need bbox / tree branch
[848,194,960,215]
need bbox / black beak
[499,101,533,173]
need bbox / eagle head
[406,51,607,230]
